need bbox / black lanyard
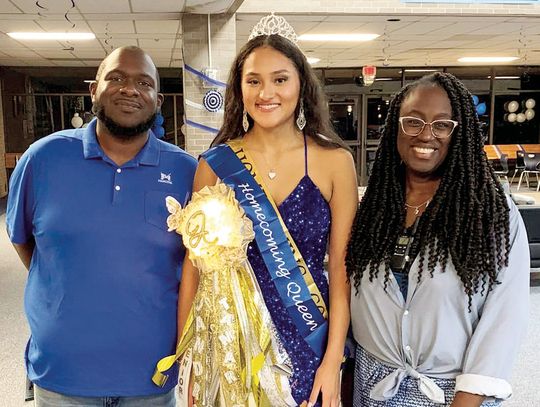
[390,216,421,273]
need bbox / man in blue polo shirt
[6,46,197,406]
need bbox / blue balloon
[476,102,487,115]
[155,113,164,126]
[472,95,479,106]
[153,125,165,138]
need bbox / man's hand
[12,239,35,270]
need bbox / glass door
[328,96,361,180]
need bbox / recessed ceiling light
[458,56,518,63]
[307,57,320,64]
[298,33,379,42]
[8,32,96,40]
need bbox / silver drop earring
[242,109,249,132]
[296,99,306,131]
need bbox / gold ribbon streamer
[153,183,295,407]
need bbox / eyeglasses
[398,116,458,139]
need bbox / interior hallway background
[0,197,538,406]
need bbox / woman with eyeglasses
[346,72,529,406]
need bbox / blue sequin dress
[247,138,331,406]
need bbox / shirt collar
[82,118,160,166]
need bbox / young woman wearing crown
[174,13,357,407]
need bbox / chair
[4,153,22,169]
[517,152,540,191]
[494,153,509,184]
[510,150,526,185]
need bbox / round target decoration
[203,90,223,112]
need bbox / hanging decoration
[381,24,391,67]
[104,23,114,53]
[182,15,228,135]
[203,89,224,112]
[471,95,487,116]
[152,112,165,138]
[183,64,226,88]
[504,98,536,123]
[64,0,76,29]
[36,1,48,18]
[71,112,83,128]
[518,26,530,66]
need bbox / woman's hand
[307,356,342,407]
[450,391,485,407]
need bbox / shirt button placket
[113,167,122,204]
[402,308,412,361]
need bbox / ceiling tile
[87,21,136,34]
[135,20,180,34]
[11,0,75,13]
[35,19,92,32]
[130,0,184,12]
[138,38,175,49]
[77,0,131,13]
[0,20,42,32]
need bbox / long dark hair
[211,34,347,150]
[346,72,510,303]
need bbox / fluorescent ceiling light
[403,69,438,72]
[8,32,96,40]
[375,78,393,81]
[298,33,379,42]
[458,56,518,63]
[487,76,520,80]
[83,80,95,83]
[307,57,320,64]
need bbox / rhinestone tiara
[248,12,298,45]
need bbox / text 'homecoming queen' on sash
[202,140,328,358]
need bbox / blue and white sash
[202,140,328,358]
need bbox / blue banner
[202,144,328,358]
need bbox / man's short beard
[93,103,156,141]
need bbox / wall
[182,14,237,157]
[0,80,6,197]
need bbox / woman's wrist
[322,347,345,367]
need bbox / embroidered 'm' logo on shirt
[158,172,172,185]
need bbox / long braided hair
[346,72,510,302]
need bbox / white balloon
[517,113,526,123]
[508,101,519,113]
[525,109,535,120]
[181,124,187,134]
[508,113,517,122]
[71,112,83,128]
[526,98,536,109]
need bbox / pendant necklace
[405,198,431,216]
[258,152,279,180]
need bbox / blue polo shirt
[6,119,197,397]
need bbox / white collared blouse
[350,197,530,403]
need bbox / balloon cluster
[152,112,165,138]
[504,98,535,123]
[472,95,487,116]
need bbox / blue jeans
[34,385,176,407]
